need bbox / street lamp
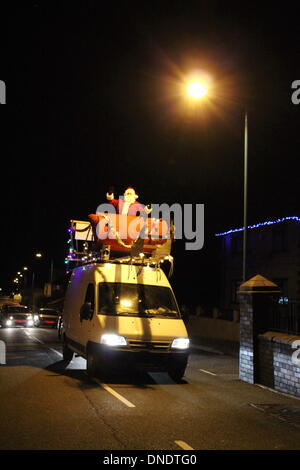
[185,77,249,281]
[187,81,208,99]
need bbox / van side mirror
[80,302,93,321]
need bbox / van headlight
[171,338,190,350]
[6,319,13,326]
[27,319,34,327]
[100,334,127,347]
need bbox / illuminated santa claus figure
[106,187,151,217]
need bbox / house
[215,216,300,312]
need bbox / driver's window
[84,283,95,318]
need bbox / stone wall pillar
[238,275,280,384]
[239,293,255,383]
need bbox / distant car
[35,308,59,328]
[0,304,35,328]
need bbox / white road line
[24,331,63,357]
[175,440,195,450]
[24,331,134,407]
[49,348,63,358]
[93,378,136,408]
[199,369,217,376]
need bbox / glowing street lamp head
[187,81,207,99]
[35,253,42,258]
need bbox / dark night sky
[1,1,299,302]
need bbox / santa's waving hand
[106,187,152,217]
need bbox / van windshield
[98,282,180,318]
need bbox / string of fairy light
[65,228,76,270]
[214,216,300,237]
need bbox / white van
[62,261,189,381]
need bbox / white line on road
[175,440,195,450]
[24,331,63,357]
[199,369,217,376]
[23,331,134,407]
[93,378,136,408]
[49,348,63,358]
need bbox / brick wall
[239,295,255,384]
[258,332,300,397]
[187,316,240,343]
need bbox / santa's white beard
[121,202,131,215]
[124,195,135,204]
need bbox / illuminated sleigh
[66,213,174,267]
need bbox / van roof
[70,261,171,288]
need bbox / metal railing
[269,302,300,335]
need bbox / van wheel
[168,367,186,383]
[63,336,74,361]
[168,358,188,383]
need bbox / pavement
[191,336,240,357]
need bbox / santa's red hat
[124,187,138,199]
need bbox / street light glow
[35,253,42,258]
[187,81,207,99]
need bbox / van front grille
[127,340,170,351]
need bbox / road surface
[0,327,300,450]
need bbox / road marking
[24,331,63,357]
[25,332,43,343]
[93,378,136,408]
[175,440,195,450]
[23,331,134,407]
[199,368,217,376]
[49,348,63,358]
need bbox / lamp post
[185,79,249,282]
[32,253,42,309]
[243,111,248,282]
[31,253,55,306]
[22,266,28,288]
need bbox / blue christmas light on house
[215,216,300,237]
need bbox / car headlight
[171,337,190,350]
[100,334,127,347]
[27,319,34,326]
[6,319,12,326]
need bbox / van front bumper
[92,342,189,372]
